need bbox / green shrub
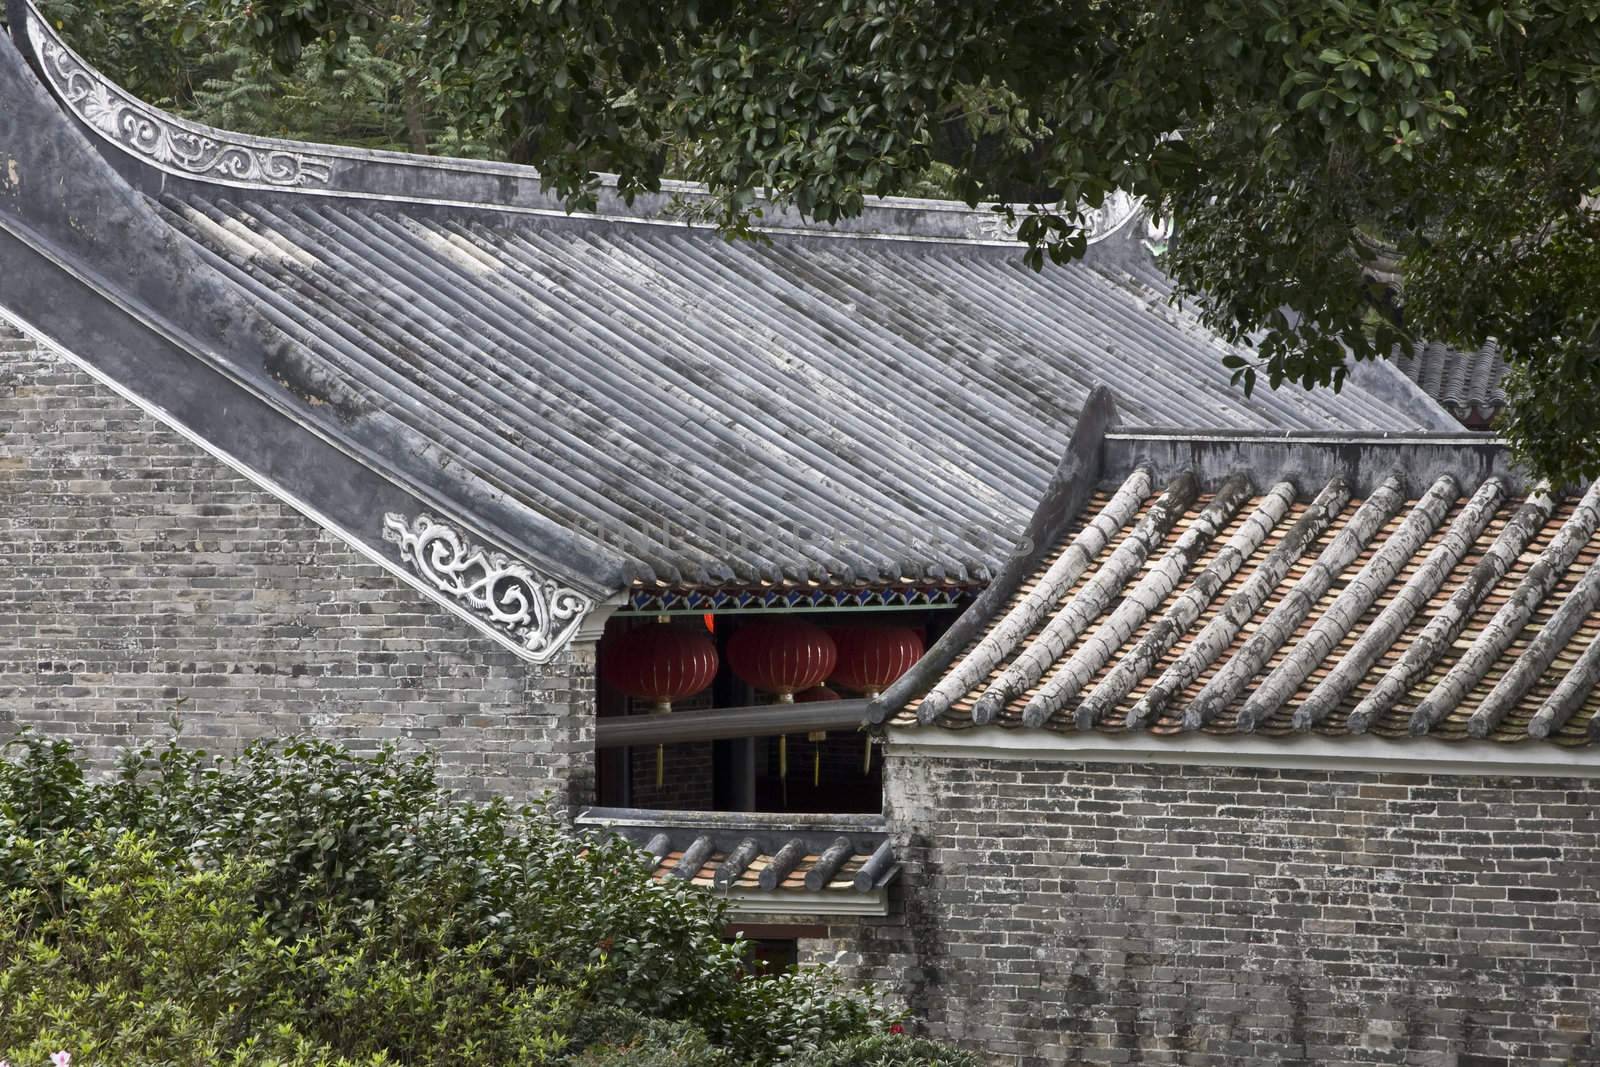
[560,1007,735,1067]
[791,1032,984,1067]
[0,732,934,1065]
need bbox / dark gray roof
[1391,340,1509,429]
[150,193,1457,592]
[0,3,1459,604]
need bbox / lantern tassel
[864,735,873,775]
[656,744,665,788]
[779,735,788,779]
[807,729,826,787]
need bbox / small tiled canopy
[575,808,896,914]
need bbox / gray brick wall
[853,752,1600,1067]
[0,325,594,807]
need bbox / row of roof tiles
[3,5,1462,602]
[150,191,1453,593]
[575,809,896,912]
[1392,341,1510,429]
[903,468,1600,746]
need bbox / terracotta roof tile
[904,464,1600,748]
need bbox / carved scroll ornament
[969,189,1147,245]
[25,5,333,188]
[382,513,594,663]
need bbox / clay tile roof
[574,808,896,915]
[898,432,1600,747]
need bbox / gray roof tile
[151,191,1454,592]
[1392,340,1509,428]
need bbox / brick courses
[0,326,594,806]
[826,753,1600,1066]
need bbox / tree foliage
[39,0,1600,480]
[34,0,485,154]
[0,733,967,1064]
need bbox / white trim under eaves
[0,307,624,661]
[886,725,1600,778]
[721,888,888,918]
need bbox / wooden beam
[724,922,828,940]
[596,699,870,748]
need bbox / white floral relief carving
[27,8,333,188]
[382,514,594,663]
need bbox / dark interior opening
[595,606,960,815]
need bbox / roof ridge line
[6,0,1146,246]
[866,386,1120,724]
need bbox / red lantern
[601,621,718,787]
[726,621,837,702]
[795,685,841,703]
[728,621,837,786]
[830,625,923,776]
[829,625,925,698]
[601,622,719,711]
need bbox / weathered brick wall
[854,752,1600,1067]
[0,325,594,806]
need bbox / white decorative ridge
[25,5,333,188]
[382,514,593,663]
[970,189,1147,245]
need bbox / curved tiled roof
[1391,340,1509,429]
[147,192,1453,592]
[898,434,1600,747]
[0,3,1457,614]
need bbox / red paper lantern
[795,685,841,703]
[829,625,925,698]
[601,623,719,712]
[726,620,837,703]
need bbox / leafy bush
[0,732,955,1065]
[792,1032,984,1067]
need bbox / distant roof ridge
[7,0,1144,247]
